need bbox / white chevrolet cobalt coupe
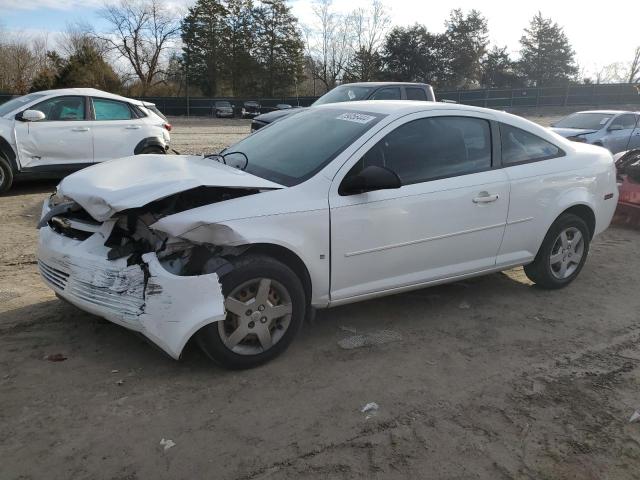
[37,101,618,369]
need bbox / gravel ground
[1,114,640,480]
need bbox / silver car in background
[550,110,640,153]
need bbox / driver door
[14,95,93,169]
[329,112,509,303]
[604,114,636,153]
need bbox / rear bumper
[37,219,226,359]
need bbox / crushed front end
[36,187,256,359]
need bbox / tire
[524,213,590,289]
[0,154,14,194]
[138,146,165,155]
[197,254,306,369]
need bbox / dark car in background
[214,100,234,118]
[241,101,261,118]
[250,82,436,132]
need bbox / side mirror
[608,124,623,131]
[20,109,46,122]
[340,165,401,195]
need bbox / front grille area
[38,261,70,290]
[38,259,145,320]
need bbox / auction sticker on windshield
[336,112,377,124]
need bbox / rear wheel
[524,213,590,289]
[0,155,14,194]
[197,254,306,369]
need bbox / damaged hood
[550,127,598,138]
[57,154,284,221]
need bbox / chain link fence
[2,84,639,116]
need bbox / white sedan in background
[0,88,171,192]
[37,101,618,369]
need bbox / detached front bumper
[37,220,226,359]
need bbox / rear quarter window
[500,123,563,165]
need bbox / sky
[0,0,635,79]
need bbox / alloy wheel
[219,278,293,355]
[549,227,585,279]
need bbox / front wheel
[524,213,590,289]
[197,254,306,369]
[0,155,14,194]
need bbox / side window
[406,87,428,101]
[92,98,133,120]
[500,123,562,165]
[348,116,492,186]
[610,114,637,130]
[370,87,401,100]
[31,96,85,121]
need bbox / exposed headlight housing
[49,190,72,207]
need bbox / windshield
[225,108,385,186]
[554,113,614,130]
[0,93,46,117]
[216,101,231,107]
[312,85,375,106]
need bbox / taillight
[164,123,172,132]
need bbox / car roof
[573,110,633,115]
[31,88,145,106]
[314,100,562,145]
[339,82,432,88]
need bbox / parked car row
[214,100,293,119]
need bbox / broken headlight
[49,189,72,208]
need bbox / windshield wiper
[204,151,249,170]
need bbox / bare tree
[60,22,110,57]
[0,31,50,94]
[627,47,640,84]
[350,0,390,59]
[304,0,354,90]
[97,0,180,94]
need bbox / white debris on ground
[458,300,471,309]
[160,438,176,451]
[629,410,640,423]
[338,329,403,350]
[361,402,379,419]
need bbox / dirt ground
[2,115,640,480]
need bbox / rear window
[501,123,562,165]
[146,105,166,121]
[92,98,132,120]
[406,87,429,101]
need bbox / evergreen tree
[382,25,446,85]
[181,0,229,96]
[31,46,121,92]
[481,46,521,88]
[518,12,578,87]
[344,48,383,83]
[253,0,303,97]
[442,9,489,88]
[225,0,258,95]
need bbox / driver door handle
[71,127,90,132]
[125,125,141,130]
[473,192,499,204]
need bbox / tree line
[0,0,638,98]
